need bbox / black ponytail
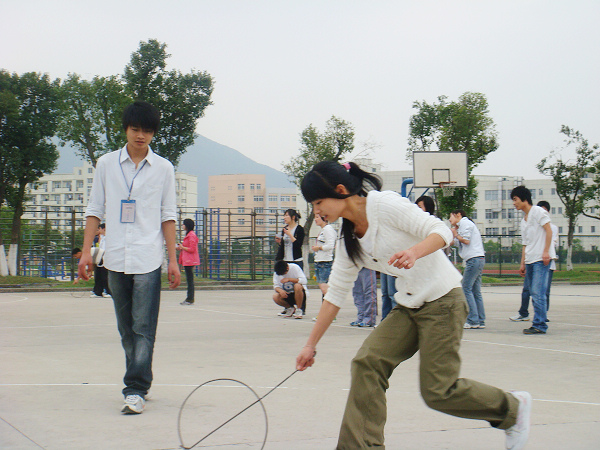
[301,161,382,264]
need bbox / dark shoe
[523,327,546,335]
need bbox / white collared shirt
[85,145,177,274]
[455,217,485,261]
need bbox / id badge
[120,199,136,223]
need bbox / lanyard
[119,148,148,200]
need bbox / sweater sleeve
[321,225,337,253]
[323,239,361,308]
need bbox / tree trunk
[567,222,575,271]
[0,245,8,276]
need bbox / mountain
[54,135,295,206]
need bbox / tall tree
[123,39,214,166]
[0,71,60,274]
[56,74,130,167]
[283,115,355,239]
[537,126,599,270]
[407,92,499,218]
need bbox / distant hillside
[54,135,295,206]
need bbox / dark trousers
[93,264,111,296]
[184,265,195,302]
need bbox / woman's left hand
[388,249,417,270]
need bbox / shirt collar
[119,145,156,166]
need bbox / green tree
[123,39,214,166]
[407,92,499,218]
[56,73,130,167]
[0,71,60,274]
[537,126,599,270]
[282,116,355,239]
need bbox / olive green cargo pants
[337,288,519,449]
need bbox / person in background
[311,213,337,321]
[178,218,200,305]
[510,200,558,322]
[449,210,486,329]
[275,209,305,270]
[272,260,307,319]
[350,267,378,327]
[91,223,111,298]
[511,186,555,335]
[416,195,436,215]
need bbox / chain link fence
[1,207,598,280]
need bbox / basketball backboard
[412,151,468,188]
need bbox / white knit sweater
[324,190,463,309]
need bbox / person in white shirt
[272,261,307,319]
[511,186,555,335]
[510,200,558,322]
[449,210,486,329]
[91,223,111,298]
[78,101,180,415]
[311,213,336,298]
[295,161,531,450]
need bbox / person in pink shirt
[178,218,200,305]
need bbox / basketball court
[1,284,599,449]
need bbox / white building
[23,159,198,230]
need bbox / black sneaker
[523,327,546,335]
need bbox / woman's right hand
[296,346,316,371]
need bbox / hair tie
[342,162,351,171]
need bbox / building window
[210,186,215,191]
[558,207,563,214]
[52,181,61,191]
[238,218,245,225]
[87,178,93,184]
[255,207,264,214]
[530,190,536,199]
[501,209,507,219]
[238,195,245,202]
[238,208,245,213]
[471,210,477,220]
[88,167,93,173]
[238,184,245,190]
[250,184,255,190]
[64,181,72,190]
[591,226,596,233]
[485,190,499,201]
[485,209,499,220]
[257,219,264,225]
[551,207,556,215]
[281,195,290,202]
[559,227,563,233]
[578,226,583,233]
[254,195,264,202]
[76,180,84,190]
[539,189,543,196]
[291,196,296,202]
[551,188,556,195]
[268,195,278,202]
[256,184,262,189]
[269,218,276,224]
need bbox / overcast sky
[2,0,599,179]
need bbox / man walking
[78,101,180,414]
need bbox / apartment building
[208,174,297,237]
[23,159,198,230]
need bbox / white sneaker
[90,293,103,298]
[509,314,530,322]
[463,322,480,329]
[121,394,145,414]
[293,308,303,319]
[102,292,112,298]
[505,391,532,450]
[278,307,295,317]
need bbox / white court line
[463,339,600,357]
[0,294,29,304]
[2,383,598,408]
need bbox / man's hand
[542,251,550,266]
[519,263,526,277]
[296,346,316,371]
[168,260,181,289]
[276,288,288,299]
[78,254,94,281]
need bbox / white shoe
[121,394,145,414]
[509,314,530,322]
[90,293,103,298]
[463,322,480,329]
[293,308,303,319]
[278,307,295,317]
[505,391,532,450]
[102,292,112,298]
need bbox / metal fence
[1,207,599,280]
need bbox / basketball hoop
[438,181,457,197]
